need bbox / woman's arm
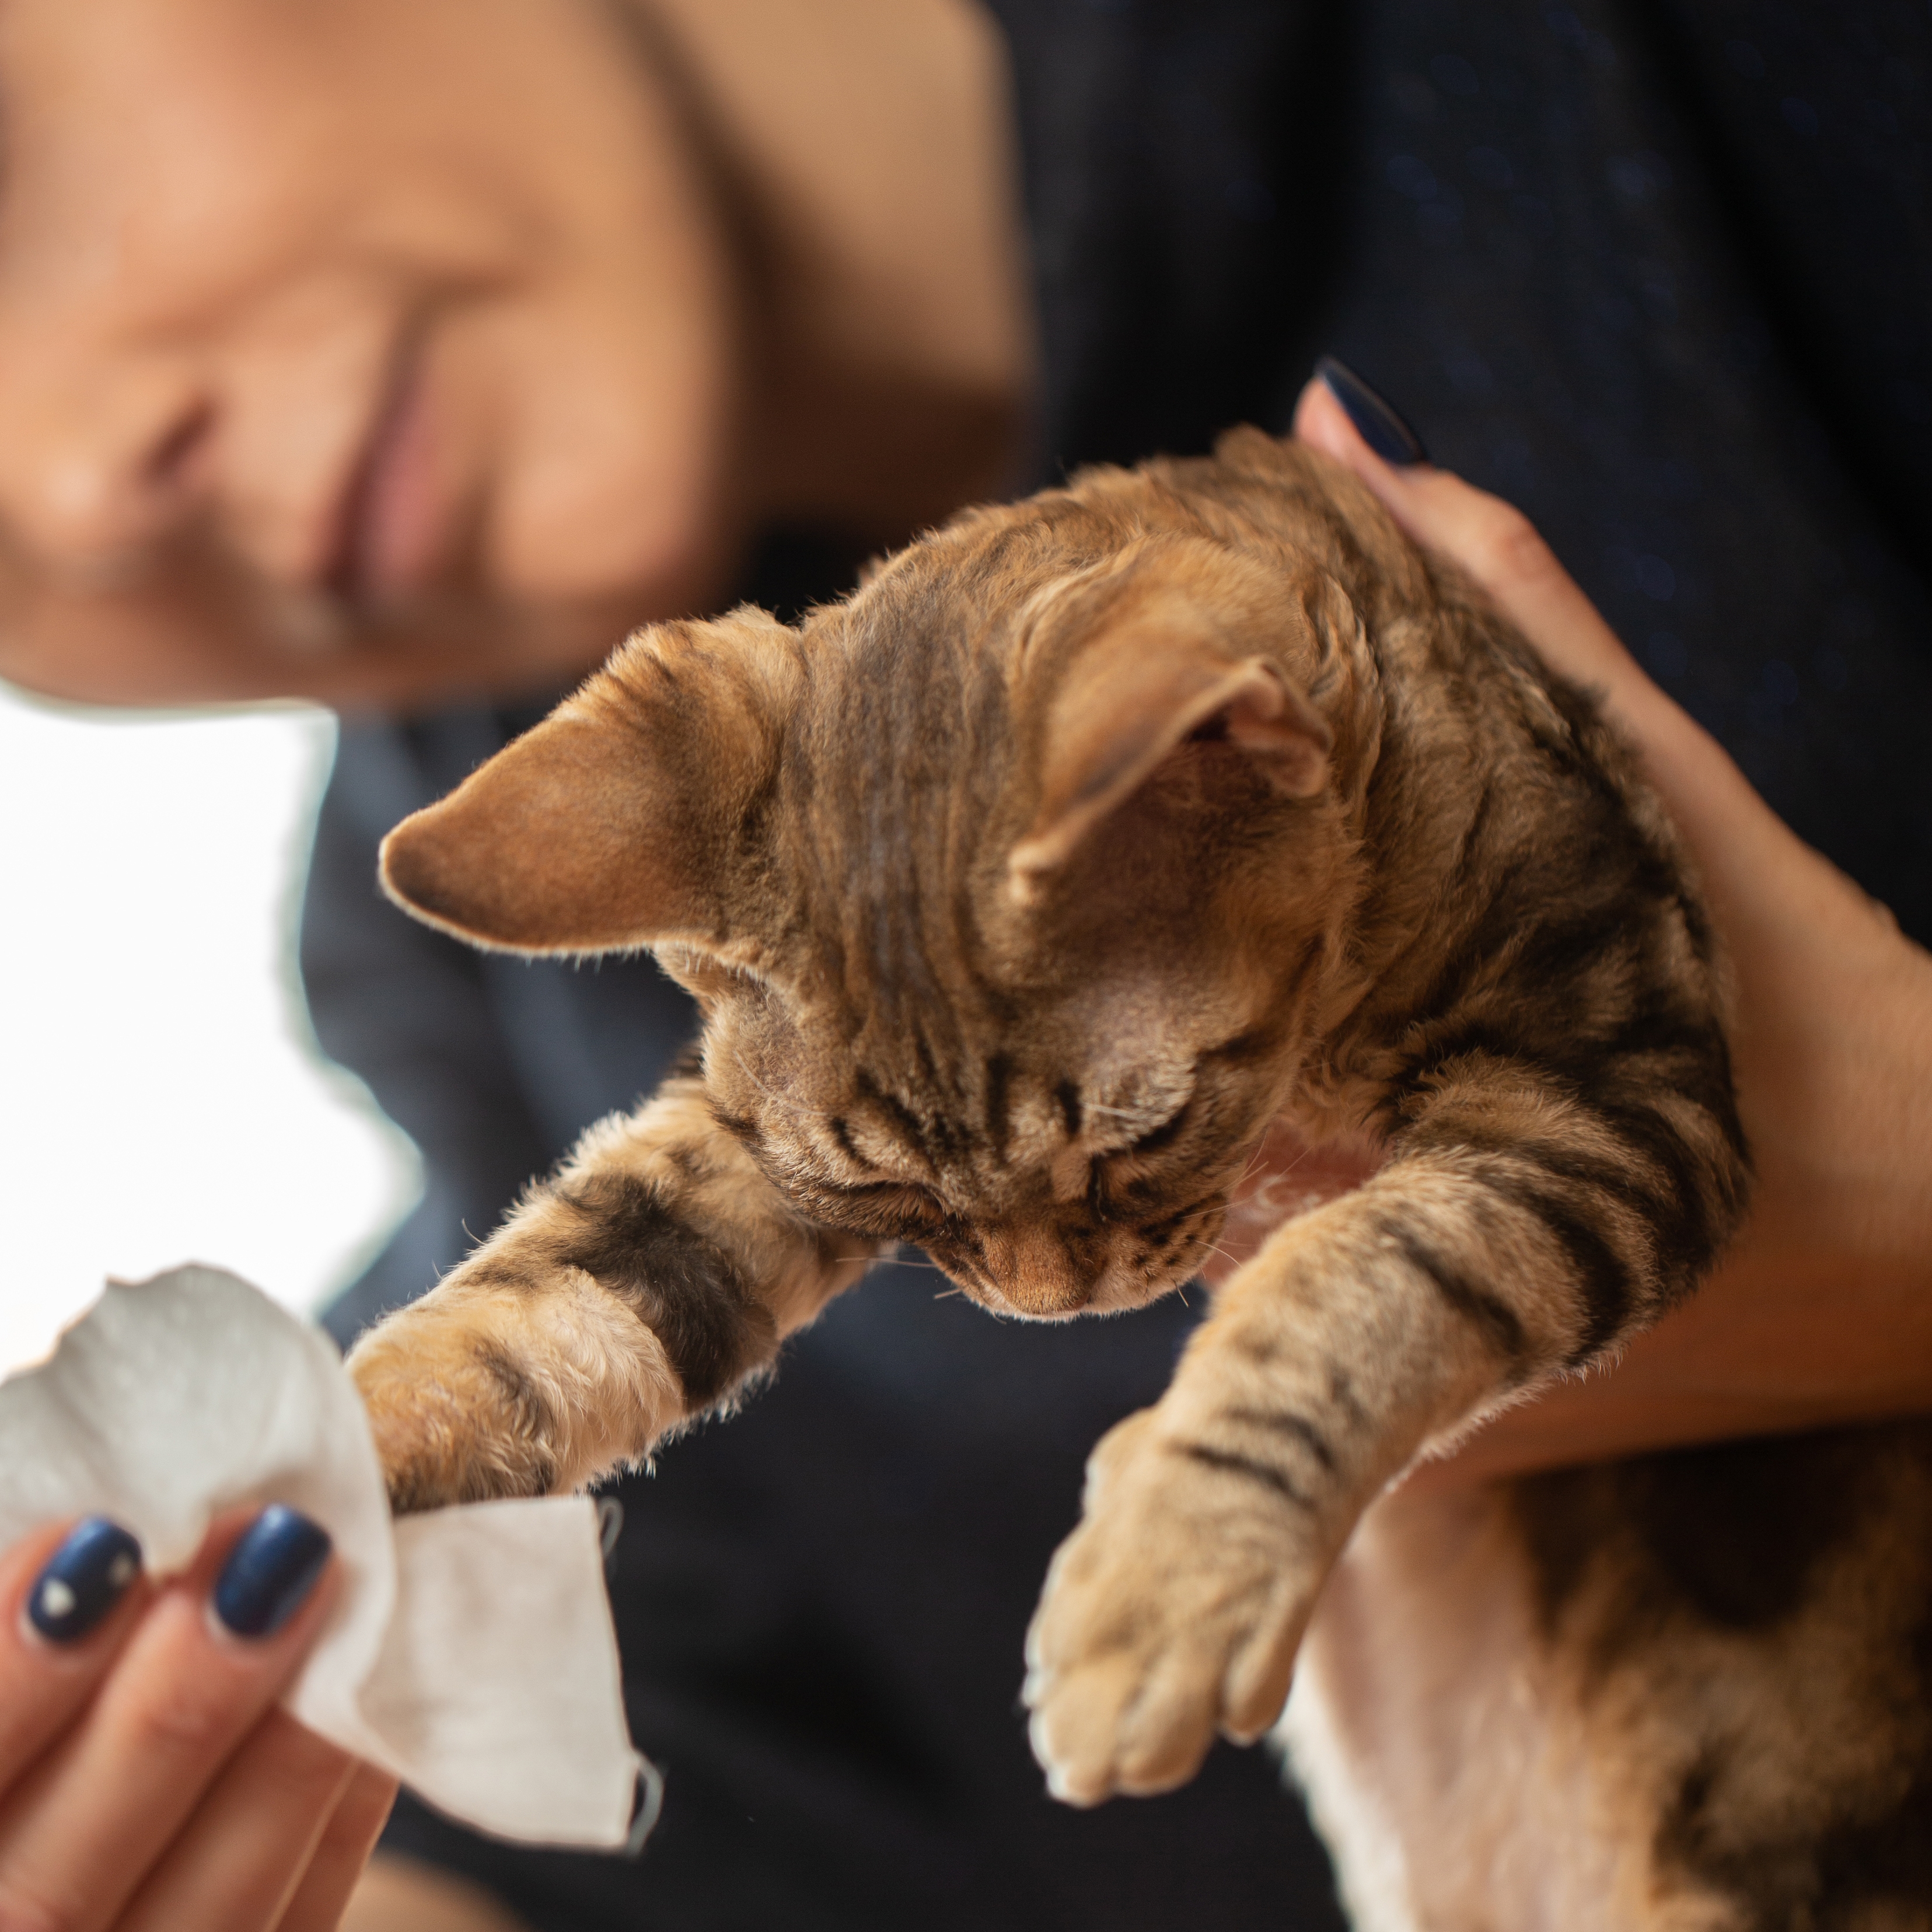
[1294,369,1932,1480]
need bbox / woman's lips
[327,351,450,603]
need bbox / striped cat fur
[349,428,1930,1926]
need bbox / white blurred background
[0,686,420,1375]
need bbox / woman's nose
[0,355,215,577]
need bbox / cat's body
[1291,1423,1932,1930]
[347,428,1928,1925]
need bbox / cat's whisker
[1229,1136,1283,1193]
[1236,1144,1268,1182]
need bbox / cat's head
[382,435,1377,1316]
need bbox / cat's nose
[981,1221,1098,1318]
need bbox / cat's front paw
[348,1307,559,1514]
[1023,1406,1326,1805]
[348,1264,686,1513]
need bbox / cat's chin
[971,1267,1176,1323]
[984,1299,1091,1325]
[1083,1270,1183,1318]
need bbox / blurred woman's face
[0,0,738,638]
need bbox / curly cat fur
[347,427,1930,1925]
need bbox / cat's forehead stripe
[830,1053,1079,1189]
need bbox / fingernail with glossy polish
[212,1506,331,1640]
[1315,356,1430,466]
[27,1518,143,1644]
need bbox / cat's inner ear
[1009,586,1332,892]
[379,606,799,956]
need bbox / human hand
[0,1510,396,1931]
[1294,362,1932,1477]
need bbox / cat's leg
[1024,1176,1504,1807]
[1025,1058,1747,1805]
[347,1070,877,1512]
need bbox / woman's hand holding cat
[1295,370,1932,1477]
[0,1510,395,1931]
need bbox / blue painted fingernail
[27,1518,143,1644]
[212,1506,331,1640]
[1316,356,1430,466]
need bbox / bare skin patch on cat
[1210,1117,1389,1281]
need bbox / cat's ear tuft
[1008,577,1333,897]
[380,606,800,956]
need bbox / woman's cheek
[477,286,742,616]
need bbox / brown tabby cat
[347,427,1931,1927]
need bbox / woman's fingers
[0,1519,149,1788]
[116,1708,358,1932]
[274,1766,400,1932]
[0,1508,392,1932]
[0,1506,336,1932]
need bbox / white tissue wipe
[350,1503,646,1845]
[0,1266,648,1850]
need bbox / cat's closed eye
[804,1179,952,1243]
[1084,1102,1198,1200]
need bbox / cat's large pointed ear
[379,606,801,955]
[1008,577,1332,896]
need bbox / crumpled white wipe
[0,1265,654,1850]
